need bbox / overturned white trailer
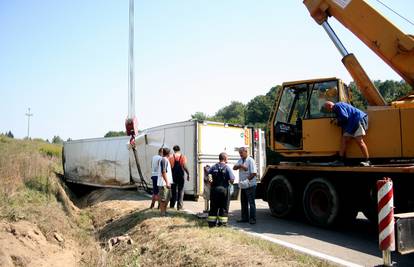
[63,120,266,198]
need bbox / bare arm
[162,171,170,188]
[183,164,190,181]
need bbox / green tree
[213,101,246,124]
[6,131,14,138]
[245,95,271,126]
[245,85,281,128]
[375,80,412,103]
[349,82,366,110]
[104,131,126,138]
[265,85,281,104]
[52,135,63,144]
[191,112,208,121]
[349,80,411,110]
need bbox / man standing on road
[205,152,235,227]
[234,147,257,225]
[324,101,370,166]
[169,145,190,210]
[158,148,173,216]
[150,148,163,209]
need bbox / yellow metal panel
[401,108,414,157]
[197,123,203,195]
[303,118,341,153]
[304,0,414,86]
[347,107,401,158]
[342,54,386,106]
[282,77,339,87]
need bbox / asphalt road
[182,198,414,267]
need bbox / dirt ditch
[1,177,334,266]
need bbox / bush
[52,135,63,144]
[39,143,62,158]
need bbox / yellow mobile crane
[260,0,414,228]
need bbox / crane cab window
[276,84,308,124]
[274,80,339,149]
[274,84,308,149]
[309,81,338,119]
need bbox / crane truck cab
[268,77,414,161]
[269,77,345,157]
[260,76,414,229]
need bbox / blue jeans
[240,186,256,221]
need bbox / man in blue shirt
[324,101,370,166]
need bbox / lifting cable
[374,0,414,27]
[131,144,151,194]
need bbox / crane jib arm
[303,0,414,88]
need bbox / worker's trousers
[170,179,184,210]
[240,185,256,221]
[207,186,229,227]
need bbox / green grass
[39,143,62,158]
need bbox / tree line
[0,132,66,144]
[191,80,412,130]
[103,80,411,136]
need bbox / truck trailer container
[63,120,266,198]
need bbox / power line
[374,0,414,27]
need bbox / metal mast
[128,0,135,119]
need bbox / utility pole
[25,107,33,139]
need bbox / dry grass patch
[0,136,61,197]
[0,137,101,266]
[90,200,334,267]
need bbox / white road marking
[183,208,363,267]
[235,228,363,267]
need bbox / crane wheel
[267,175,295,218]
[362,184,378,224]
[303,178,339,227]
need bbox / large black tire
[267,175,295,218]
[362,184,378,224]
[303,178,339,227]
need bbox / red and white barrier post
[377,178,395,267]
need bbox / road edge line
[183,209,363,267]
[237,229,363,267]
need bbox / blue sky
[1,0,413,140]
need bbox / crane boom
[303,0,414,88]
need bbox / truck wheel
[303,178,339,227]
[267,175,294,218]
[362,185,378,224]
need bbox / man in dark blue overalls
[205,152,235,227]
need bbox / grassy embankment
[0,135,99,265]
[0,135,335,266]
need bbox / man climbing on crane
[324,101,370,166]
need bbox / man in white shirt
[157,148,173,216]
[233,147,257,224]
[150,148,163,209]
